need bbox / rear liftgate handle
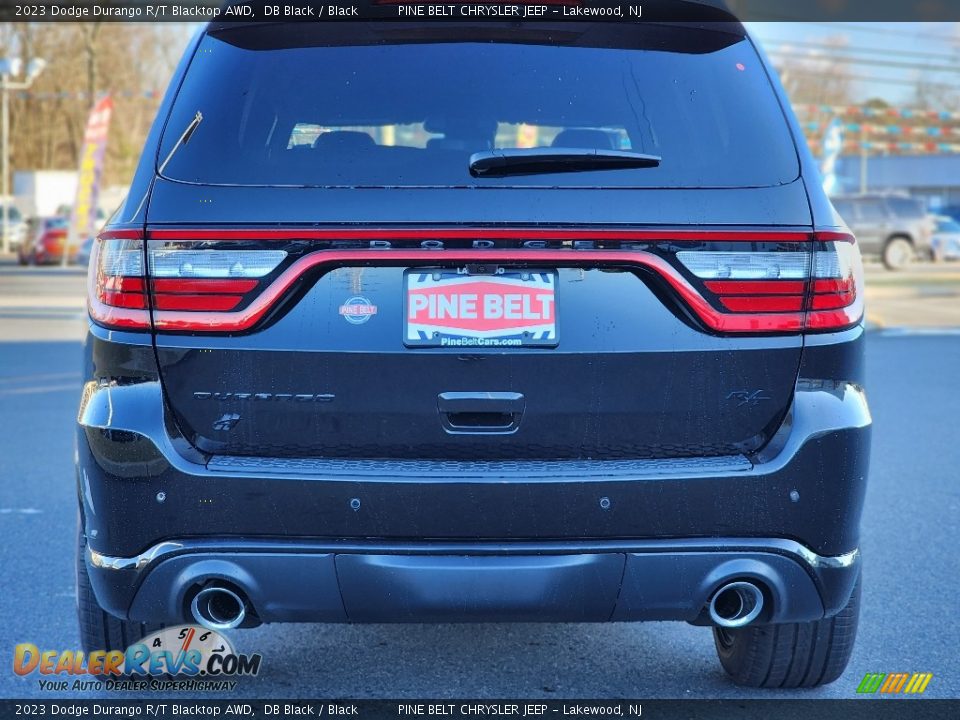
[437,392,525,435]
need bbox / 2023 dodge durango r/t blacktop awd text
[76,16,870,689]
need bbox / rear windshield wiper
[468,148,661,178]
[159,111,203,175]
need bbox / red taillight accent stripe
[151,279,259,294]
[148,227,815,243]
[719,296,804,312]
[814,231,856,244]
[99,229,144,241]
[100,291,147,309]
[811,293,855,310]
[89,305,151,330]
[810,276,857,312]
[806,306,862,329]
[150,249,806,333]
[812,278,855,294]
[147,279,261,313]
[704,280,806,295]
[101,276,145,293]
[153,294,245,311]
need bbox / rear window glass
[159,25,799,188]
[857,201,887,222]
[886,197,925,218]
[286,123,632,152]
[832,200,853,220]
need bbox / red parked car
[18,217,79,265]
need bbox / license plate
[404,269,558,348]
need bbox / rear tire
[882,237,913,270]
[76,528,164,653]
[712,575,861,688]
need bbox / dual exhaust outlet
[190,585,247,630]
[188,579,764,630]
[708,581,765,628]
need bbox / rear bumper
[87,537,860,626]
[77,330,870,626]
[77,381,871,557]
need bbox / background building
[835,154,960,210]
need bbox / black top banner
[3,0,960,23]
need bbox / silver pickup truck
[832,194,935,270]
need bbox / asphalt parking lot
[0,260,958,700]
[863,261,960,329]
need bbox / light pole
[859,122,869,194]
[1,56,46,254]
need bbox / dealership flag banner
[67,95,113,260]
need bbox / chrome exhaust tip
[190,586,246,630]
[708,581,764,628]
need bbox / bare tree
[913,78,960,112]
[81,23,102,110]
[773,35,856,107]
[5,22,188,189]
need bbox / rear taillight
[806,234,863,330]
[88,230,150,330]
[147,245,287,330]
[677,231,862,332]
[132,228,863,335]
[680,251,810,321]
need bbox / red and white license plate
[404,269,558,347]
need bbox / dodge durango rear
[76,15,870,689]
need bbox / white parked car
[0,202,27,251]
[931,215,960,261]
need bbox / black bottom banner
[0,700,956,720]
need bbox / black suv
[77,17,870,689]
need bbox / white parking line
[0,383,80,396]
[0,372,80,385]
[878,327,960,337]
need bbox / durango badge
[339,296,378,325]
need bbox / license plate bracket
[404,268,558,348]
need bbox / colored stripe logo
[857,672,933,694]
